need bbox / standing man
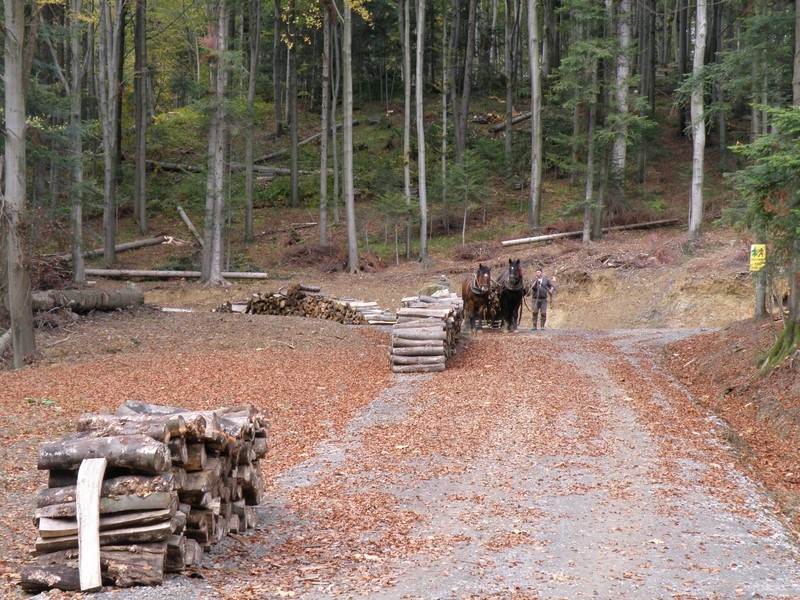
[529,268,554,330]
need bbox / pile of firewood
[389,291,463,373]
[21,401,267,592]
[246,283,367,325]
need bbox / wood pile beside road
[243,283,396,325]
[389,291,463,373]
[21,401,267,593]
[245,283,367,324]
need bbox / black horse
[496,258,525,332]
[461,263,492,331]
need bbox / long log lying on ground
[84,269,269,279]
[48,236,168,262]
[490,111,532,133]
[31,288,144,314]
[501,218,682,247]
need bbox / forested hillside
[1,0,800,368]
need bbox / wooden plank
[77,457,106,592]
[34,521,172,554]
[38,508,174,539]
[36,491,177,519]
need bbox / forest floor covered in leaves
[2,226,800,598]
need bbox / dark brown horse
[496,258,525,332]
[461,263,492,331]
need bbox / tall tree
[343,0,359,273]
[789,0,800,337]
[454,0,478,162]
[319,0,331,245]
[274,0,285,137]
[608,0,631,215]
[134,0,148,234]
[688,0,707,240]
[288,0,299,206]
[416,0,429,263]
[441,0,449,233]
[330,19,341,225]
[201,0,230,285]
[528,0,543,229]
[97,0,128,265]
[70,0,86,285]
[401,0,412,257]
[245,0,262,242]
[3,0,36,368]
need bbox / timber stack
[389,290,464,373]
[21,400,267,593]
[246,283,368,324]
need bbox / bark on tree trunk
[688,0,707,241]
[201,0,229,285]
[70,0,86,286]
[245,0,261,242]
[416,0,429,264]
[134,0,148,235]
[3,0,36,369]
[343,2,359,273]
[38,435,172,474]
[528,0,543,230]
[319,5,330,245]
[288,0,299,207]
[273,0,285,137]
[30,288,144,314]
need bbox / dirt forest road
[76,327,800,600]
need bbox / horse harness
[470,272,491,296]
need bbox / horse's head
[507,258,522,287]
[474,263,491,294]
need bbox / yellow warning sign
[750,244,766,271]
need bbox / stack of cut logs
[389,291,463,373]
[246,283,367,325]
[21,400,267,593]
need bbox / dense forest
[2,0,800,368]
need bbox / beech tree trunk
[416,0,429,264]
[97,0,126,265]
[245,0,261,242]
[201,0,229,285]
[288,0,299,207]
[609,0,631,214]
[320,5,331,245]
[528,0,543,230]
[3,0,36,369]
[343,1,359,273]
[70,0,86,285]
[134,0,148,234]
[688,0,707,240]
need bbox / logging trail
[5,321,800,598]
[3,227,800,597]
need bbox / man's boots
[532,314,538,330]
[540,315,546,329]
